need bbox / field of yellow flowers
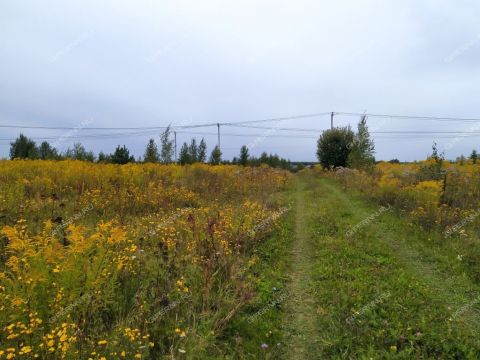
[0,160,291,359]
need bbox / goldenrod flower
[20,346,32,354]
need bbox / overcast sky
[1,0,480,161]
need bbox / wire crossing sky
[1,1,480,161]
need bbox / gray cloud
[1,0,480,161]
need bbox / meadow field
[3,159,480,359]
[0,161,292,359]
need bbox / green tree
[419,142,445,181]
[9,134,39,159]
[110,145,134,164]
[209,145,222,165]
[239,145,249,166]
[430,141,443,164]
[257,152,290,169]
[316,126,354,168]
[160,126,174,164]
[179,142,191,165]
[144,138,159,163]
[347,115,375,169]
[97,151,110,163]
[259,152,269,164]
[39,141,58,160]
[189,139,198,163]
[470,149,478,164]
[198,138,207,162]
[64,143,95,162]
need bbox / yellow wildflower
[20,346,32,354]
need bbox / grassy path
[282,171,480,359]
[283,179,320,359]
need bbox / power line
[3,128,480,143]
[0,130,164,142]
[174,131,317,139]
[4,111,480,151]
[226,112,332,125]
[227,124,480,135]
[3,110,480,132]
[335,112,480,122]
[0,112,332,131]
[0,130,319,143]
[0,124,168,130]
[373,131,480,134]
[225,124,324,132]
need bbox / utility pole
[331,112,334,129]
[217,123,221,149]
[174,131,177,163]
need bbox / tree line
[8,116,382,170]
[7,126,290,168]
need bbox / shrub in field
[316,126,354,168]
[327,159,480,234]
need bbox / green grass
[199,170,480,358]
[205,190,296,359]
[293,171,480,359]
